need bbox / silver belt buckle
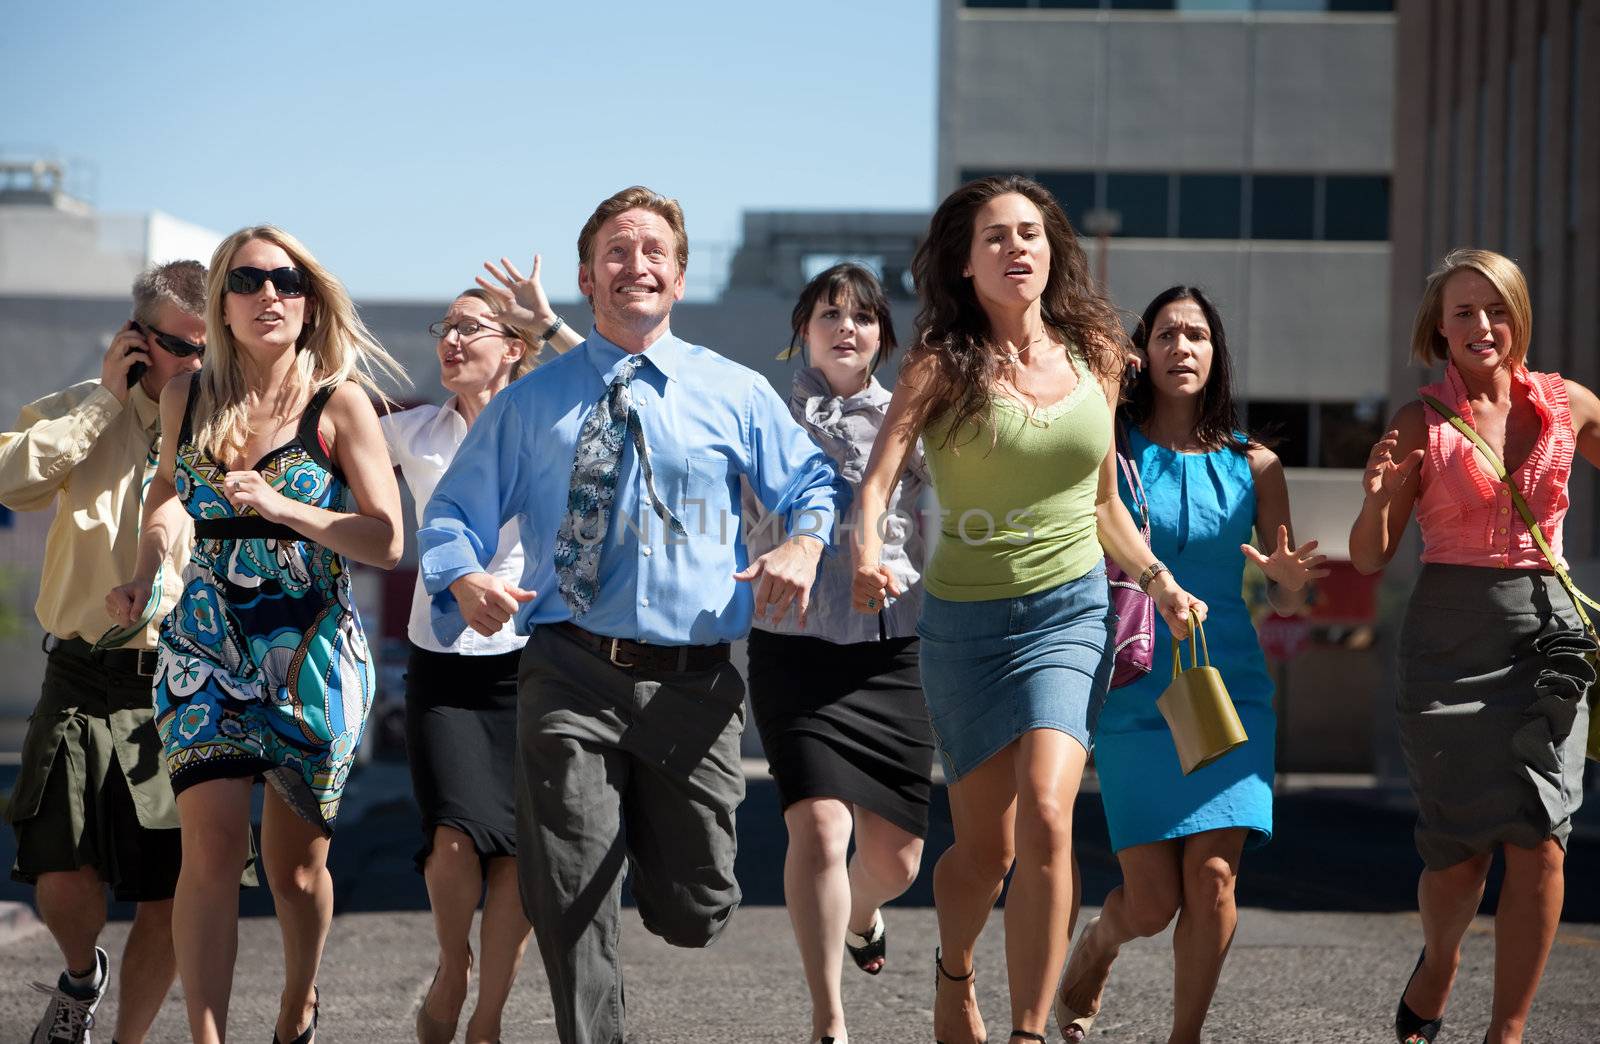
[136,650,160,677]
[607,637,635,669]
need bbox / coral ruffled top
[1416,364,1575,569]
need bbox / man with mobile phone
[0,261,206,1044]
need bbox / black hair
[787,262,898,373]
[1123,285,1269,453]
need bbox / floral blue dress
[155,383,372,833]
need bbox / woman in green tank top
[850,176,1208,1044]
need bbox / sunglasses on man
[131,321,205,358]
[226,266,308,297]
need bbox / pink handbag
[1107,428,1156,688]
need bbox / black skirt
[747,629,935,838]
[403,642,522,872]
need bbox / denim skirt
[917,563,1115,782]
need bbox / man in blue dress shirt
[418,186,844,1044]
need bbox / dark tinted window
[1322,175,1389,241]
[1326,0,1394,11]
[1109,0,1176,8]
[1107,173,1171,237]
[1177,175,1243,238]
[964,0,1033,8]
[1250,175,1316,239]
[1039,0,1101,7]
[1319,401,1385,468]
[959,169,1028,185]
[1037,172,1097,230]
[1245,401,1310,466]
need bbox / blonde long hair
[196,226,407,463]
[1409,247,1533,368]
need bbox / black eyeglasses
[147,327,205,358]
[226,266,308,297]
[427,318,508,340]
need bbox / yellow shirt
[0,380,190,649]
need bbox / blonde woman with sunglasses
[108,226,406,1044]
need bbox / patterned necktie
[554,356,685,617]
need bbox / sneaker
[29,946,108,1044]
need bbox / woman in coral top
[1350,248,1600,1044]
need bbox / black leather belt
[43,634,160,678]
[552,622,729,673]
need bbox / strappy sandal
[1010,1034,1047,1043]
[1394,950,1445,1044]
[845,909,887,975]
[934,948,986,1044]
[1054,916,1101,1042]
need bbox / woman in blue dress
[1055,286,1327,1043]
[107,226,405,1044]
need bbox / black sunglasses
[147,326,205,358]
[225,266,308,297]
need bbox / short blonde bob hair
[197,225,407,465]
[1409,247,1533,368]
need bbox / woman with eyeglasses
[107,226,407,1044]
[382,256,580,1044]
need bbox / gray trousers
[516,625,747,1044]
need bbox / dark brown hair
[1122,285,1261,454]
[787,262,898,373]
[906,174,1125,448]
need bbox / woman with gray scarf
[742,263,935,1044]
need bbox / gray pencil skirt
[1398,563,1596,871]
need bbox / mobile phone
[125,321,149,388]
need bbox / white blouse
[381,398,527,656]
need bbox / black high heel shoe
[934,948,986,1044]
[1394,951,1444,1044]
[271,985,318,1044]
[1008,1033,1046,1042]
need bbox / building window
[1250,175,1317,239]
[1317,401,1385,468]
[1177,174,1244,238]
[1245,401,1311,467]
[1107,173,1172,238]
[1322,175,1389,241]
[1037,172,1097,229]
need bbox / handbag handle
[1419,393,1600,638]
[1116,422,1150,539]
[1169,610,1211,680]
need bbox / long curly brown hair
[906,174,1126,449]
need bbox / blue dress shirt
[419,328,846,647]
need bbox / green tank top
[921,351,1111,601]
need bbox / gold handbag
[1420,393,1600,761]
[1156,612,1249,775]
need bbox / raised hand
[1241,524,1330,592]
[1363,428,1424,502]
[476,255,557,334]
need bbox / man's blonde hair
[1409,248,1533,368]
[576,185,688,274]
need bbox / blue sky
[5,2,937,302]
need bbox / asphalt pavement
[1,759,1598,1042]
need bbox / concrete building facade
[938,0,1396,470]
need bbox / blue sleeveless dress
[1094,428,1275,852]
[154,383,373,834]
